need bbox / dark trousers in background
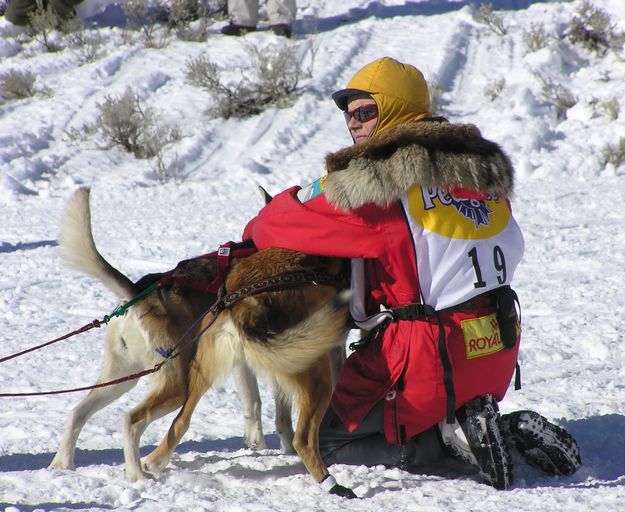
[5,0,82,25]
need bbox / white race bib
[402,186,524,310]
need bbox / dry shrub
[168,0,226,41]
[95,87,181,159]
[475,3,507,36]
[567,1,625,54]
[0,70,37,102]
[535,73,577,120]
[602,139,625,171]
[185,43,306,118]
[66,26,106,64]
[121,0,226,46]
[122,0,169,48]
[523,22,550,53]
[484,78,506,102]
[27,0,66,52]
[601,97,620,121]
[0,69,50,102]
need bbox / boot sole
[507,411,581,476]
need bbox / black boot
[439,395,513,489]
[502,410,582,476]
[270,23,292,38]
[221,23,256,36]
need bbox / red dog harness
[157,240,258,294]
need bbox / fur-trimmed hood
[324,120,515,211]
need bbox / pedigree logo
[406,186,510,240]
[422,187,494,228]
[461,313,503,359]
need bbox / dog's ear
[259,185,273,205]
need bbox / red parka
[243,119,524,444]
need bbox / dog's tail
[59,187,137,300]
[242,290,351,375]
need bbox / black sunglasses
[344,104,378,123]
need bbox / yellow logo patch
[461,313,503,359]
[406,186,511,240]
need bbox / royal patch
[461,313,503,359]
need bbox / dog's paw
[244,438,268,451]
[126,467,155,482]
[280,441,296,455]
[320,475,358,499]
[277,429,295,454]
[329,483,358,499]
[140,456,167,474]
[48,455,75,471]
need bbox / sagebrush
[27,1,66,52]
[535,73,577,120]
[168,0,227,41]
[602,139,625,171]
[523,22,550,53]
[25,0,86,52]
[66,26,106,64]
[0,69,49,102]
[185,43,308,118]
[567,1,625,53]
[121,0,227,46]
[95,87,181,160]
[122,0,169,48]
[601,97,620,121]
[484,78,506,102]
[475,3,507,36]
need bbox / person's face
[345,96,378,144]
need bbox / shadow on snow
[0,240,58,253]
[0,434,284,472]
[1,416,624,488]
[0,502,112,511]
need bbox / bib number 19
[468,246,507,288]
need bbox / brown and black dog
[49,187,352,495]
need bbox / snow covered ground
[1,0,625,510]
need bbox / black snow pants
[319,401,446,470]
